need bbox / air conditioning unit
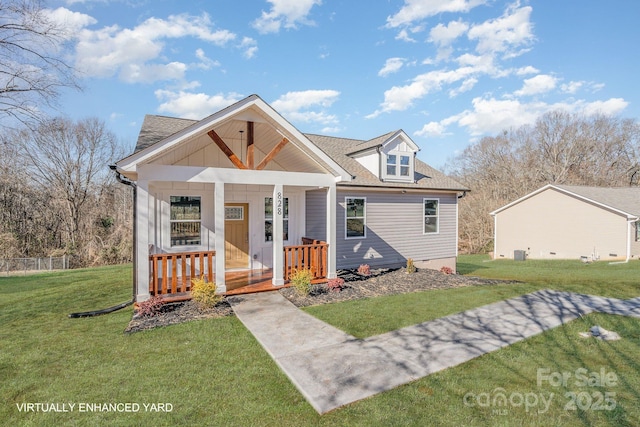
[514,250,526,261]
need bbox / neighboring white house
[114,94,468,301]
[490,184,640,261]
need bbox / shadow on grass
[456,261,490,275]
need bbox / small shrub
[191,276,222,309]
[137,295,164,317]
[440,266,454,275]
[327,277,345,293]
[357,264,371,276]
[290,268,313,296]
[406,258,416,274]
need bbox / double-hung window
[345,197,366,239]
[386,153,412,179]
[170,196,201,246]
[265,197,289,241]
[424,199,439,234]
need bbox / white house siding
[494,188,628,260]
[305,189,457,270]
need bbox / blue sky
[48,0,639,168]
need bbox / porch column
[272,184,285,286]
[214,181,226,292]
[136,180,151,301]
[326,183,337,279]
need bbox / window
[386,154,396,176]
[424,199,439,234]
[170,196,201,246]
[400,155,410,176]
[385,153,412,180]
[636,221,640,241]
[345,197,366,239]
[265,197,288,241]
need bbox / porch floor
[156,269,327,302]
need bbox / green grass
[1,259,639,426]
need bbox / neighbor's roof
[131,114,468,192]
[491,184,640,218]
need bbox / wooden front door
[224,203,249,269]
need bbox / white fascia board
[117,94,352,182]
[117,95,261,172]
[382,130,420,152]
[138,164,337,187]
[255,97,352,182]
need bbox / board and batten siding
[305,189,458,269]
[494,187,628,260]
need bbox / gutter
[68,165,137,317]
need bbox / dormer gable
[348,130,419,183]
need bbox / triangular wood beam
[256,137,289,170]
[207,129,248,170]
[246,121,254,169]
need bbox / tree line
[0,117,132,266]
[448,111,640,254]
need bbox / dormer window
[384,151,413,181]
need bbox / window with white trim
[636,221,640,241]
[170,196,201,246]
[345,197,366,239]
[265,197,289,241]
[424,198,439,234]
[384,152,413,181]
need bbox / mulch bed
[125,268,517,333]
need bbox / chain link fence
[0,256,70,275]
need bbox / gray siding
[305,189,327,240]
[335,190,457,268]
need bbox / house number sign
[276,191,283,217]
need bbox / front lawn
[1,260,639,426]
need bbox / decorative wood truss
[207,121,289,171]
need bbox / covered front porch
[148,240,328,301]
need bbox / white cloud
[239,37,258,59]
[367,67,475,117]
[395,28,417,42]
[423,96,629,138]
[386,0,488,28]
[378,58,406,77]
[271,90,340,124]
[467,4,534,57]
[155,90,244,119]
[194,49,221,70]
[449,77,478,97]
[75,13,236,83]
[516,65,539,75]
[429,19,469,46]
[514,74,557,97]
[414,121,450,137]
[253,0,322,34]
[45,7,96,39]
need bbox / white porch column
[326,183,337,279]
[136,180,151,301]
[272,184,285,286]
[214,182,226,292]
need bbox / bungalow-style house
[490,184,640,261]
[114,94,468,301]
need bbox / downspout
[609,217,636,265]
[68,165,137,317]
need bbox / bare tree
[0,0,80,127]
[15,117,122,261]
[449,111,640,254]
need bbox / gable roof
[120,95,468,192]
[306,133,468,191]
[490,184,640,219]
[117,94,351,181]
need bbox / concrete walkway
[229,290,640,414]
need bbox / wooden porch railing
[284,239,328,281]
[149,250,215,296]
